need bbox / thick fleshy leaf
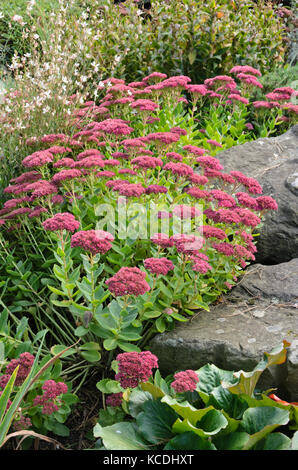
[254,432,292,450]
[96,379,123,394]
[80,350,101,362]
[136,400,178,445]
[208,385,249,420]
[197,409,229,435]
[93,422,148,450]
[172,409,228,439]
[242,392,298,428]
[80,342,100,351]
[50,344,76,358]
[241,406,290,450]
[291,431,298,450]
[140,382,165,399]
[164,431,216,450]
[128,390,153,418]
[213,432,250,450]
[161,396,214,425]
[195,364,236,395]
[223,340,290,397]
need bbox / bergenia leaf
[222,340,290,397]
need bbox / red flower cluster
[230,65,261,77]
[0,352,35,388]
[166,152,183,162]
[236,73,263,89]
[106,393,123,407]
[117,183,146,197]
[164,162,194,178]
[145,184,168,194]
[71,230,114,254]
[52,169,82,184]
[145,132,180,145]
[183,145,205,156]
[106,267,150,297]
[74,156,104,169]
[33,379,68,415]
[196,156,223,171]
[131,156,163,169]
[131,99,159,112]
[42,212,80,232]
[26,180,58,199]
[190,252,212,274]
[172,204,201,219]
[186,84,208,96]
[151,233,174,248]
[115,351,158,388]
[171,370,199,393]
[199,225,227,240]
[256,196,278,211]
[76,149,104,160]
[95,118,134,136]
[22,150,53,168]
[172,234,204,254]
[144,257,174,276]
[212,242,235,256]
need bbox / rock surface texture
[150,254,298,399]
[216,125,298,264]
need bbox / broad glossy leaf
[128,389,153,418]
[241,406,290,450]
[161,396,214,425]
[141,382,165,399]
[208,385,249,419]
[196,363,236,394]
[93,422,148,450]
[164,431,216,450]
[213,431,250,450]
[136,400,178,445]
[223,340,290,397]
[254,432,291,450]
[197,409,229,435]
[291,431,298,450]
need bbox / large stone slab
[216,125,298,264]
[149,259,298,400]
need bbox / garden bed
[0,0,297,452]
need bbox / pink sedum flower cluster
[71,229,114,254]
[106,267,150,297]
[144,257,174,276]
[33,379,68,415]
[171,370,199,393]
[42,212,80,232]
[0,352,35,388]
[115,351,158,388]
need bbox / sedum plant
[0,334,78,448]
[0,71,288,369]
[94,341,298,451]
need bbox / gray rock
[216,125,298,264]
[149,259,298,400]
[236,258,298,302]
